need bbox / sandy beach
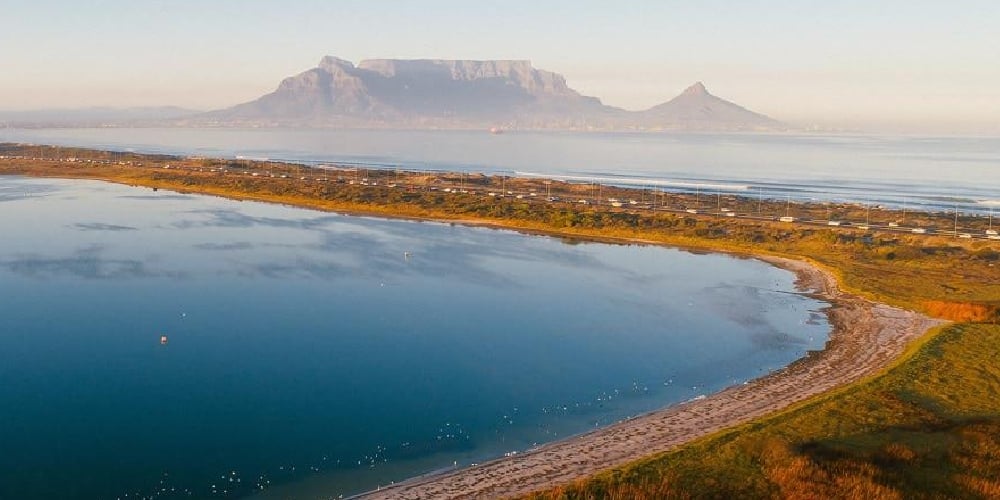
[0,168,958,499]
[361,255,944,500]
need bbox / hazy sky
[2,0,998,131]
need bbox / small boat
[489,127,504,135]
[160,335,169,345]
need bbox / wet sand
[361,255,944,500]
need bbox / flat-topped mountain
[197,57,785,131]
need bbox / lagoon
[0,176,829,499]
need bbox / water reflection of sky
[0,176,831,500]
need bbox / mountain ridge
[202,57,786,131]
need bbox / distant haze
[196,57,782,131]
[2,1,999,134]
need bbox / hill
[641,81,782,130]
[198,56,784,131]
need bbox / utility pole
[954,203,959,237]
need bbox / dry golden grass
[924,300,996,322]
[4,147,1000,499]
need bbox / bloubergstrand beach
[358,257,942,499]
[0,144,991,498]
[4,3,1000,498]
[0,173,838,499]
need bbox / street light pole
[954,203,959,237]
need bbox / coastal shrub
[883,245,924,261]
[974,248,999,261]
[923,301,996,322]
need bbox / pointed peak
[683,82,709,96]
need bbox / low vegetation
[3,144,1000,498]
[2,144,997,321]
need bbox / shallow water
[0,176,829,499]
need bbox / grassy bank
[3,145,1000,498]
[526,322,1000,499]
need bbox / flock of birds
[111,375,720,499]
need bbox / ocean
[2,128,999,215]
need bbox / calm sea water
[0,176,829,499]
[3,128,999,214]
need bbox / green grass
[527,323,1000,499]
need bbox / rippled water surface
[0,176,829,499]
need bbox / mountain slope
[640,82,782,130]
[205,56,616,128]
[200,57,784,131]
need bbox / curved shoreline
[1,174,946,499]
[360,256,943,500]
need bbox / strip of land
[1,144,994,498]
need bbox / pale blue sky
[2,0,998,130]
